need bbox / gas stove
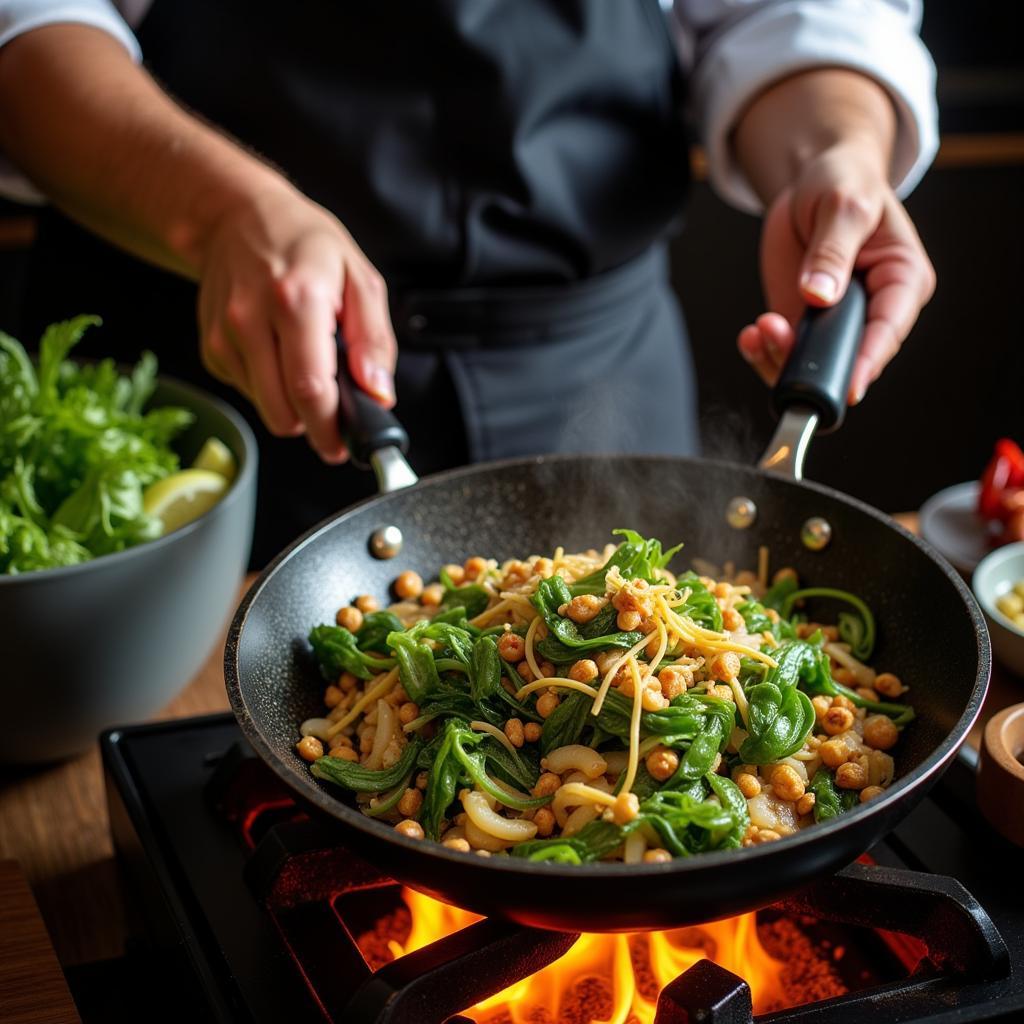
[91,713,1022,1023]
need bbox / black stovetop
[86,713,1023,1024]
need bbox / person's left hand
[737,140,936,404]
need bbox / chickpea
[835,761,868,790]
[397,788,424,817]
[736,773,761,799]
[811,695,832,724]
[721,608,744,632]
[611,793,640,825]
[856,687,880,703]
[328,746,360,762]
[796,792,816,816]
[501,560,532,587]
[420,582,445,607]
[538,661,556,678]
[646,746,680,782]
[822,706,855,736]
[388,683,409,706]
[710,652,741,682]
[645,633,661,659]
[659,666,691,700]
[863,714,898,751]
[773,567,798,586]
[617,609,642,631]
[860,785,885,803]
[336,606,364,631]
[354,594,379,614]
[819,738,850,768]
[398,702,421,725]
[359,728,376,755]
[463,556,488,581]
[415,770,429,790]
[713,582,731,599]
[475,849,492,858]
[874,672,905,698]
[395,819,425,840]
[532,772,561,797]
[771,764,806,802]
[595,650,621,675]
[524,722,542,743]
[709,683,734,701]
[565,595,608,624]
[536,692,560,718]
[831,694,856,712]
[296,736,324,762]
[504,718,525,748]
[569,659,599,683]
[339,671,359,693]
[533,807,556,837]
[643,849,672,863]
[532,557,554,578]
[641,685,668,711]
[497,632,526,662]
[394,570,424,600]
[443,837,471,852]
[516,661,535,683]
[751,828,782,844]
[442,563,466,584]
[324,684,343,709]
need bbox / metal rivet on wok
[369,525,403,559]
[801,516,832,551]
[726,496,757,530]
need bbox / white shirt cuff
[690,0,939,214]
[0,1,140,204]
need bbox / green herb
[673,572,723,631]
[807,768,851,823]
[532,576,642,652]
[388,630,442,702]
[356,611,405,653]
[439,568,490,618]
[568,529,682,597]
[469,636,502,703]
[363,774,415,818]
[308,624,373,681]
[781,588,876,659]
[311,738,421,793]
[539,690,591,755]
[0,317,194,573]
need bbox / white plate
[919,481,997,576]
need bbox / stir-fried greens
[297,531,913,862]
[0,316,193,573]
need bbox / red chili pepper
[979,439,1024,520]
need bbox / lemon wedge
[191,437,237,482]
[143,469,229,534]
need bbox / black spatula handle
[336,343,408,471]
[772,277,866,432]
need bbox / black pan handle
[336,340,409,471]
[772,276,867,432]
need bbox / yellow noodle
[728,678,750,730]
[591,631,652,716]
[620,657,645,795]
[514,678,600,701]
[470,720,518,757]
[327,668,399,738]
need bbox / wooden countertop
[1,521,1022,968]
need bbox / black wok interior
[226,455,990,931]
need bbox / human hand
[197,184,397,462]
[737,141,935,404]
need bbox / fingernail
[852,382,866,404]
[367,365,394,402]
[802,271,838,303]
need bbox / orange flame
[388,888,787,1023]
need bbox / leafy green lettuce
[0,317,193,573]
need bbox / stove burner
[101,715,1023,1024]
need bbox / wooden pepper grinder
[977,702,1024,846]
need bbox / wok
[225,282,990,931]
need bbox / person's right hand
[197,183,397,462]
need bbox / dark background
[1,2,1021,515]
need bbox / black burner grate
[101,715,1023,1024]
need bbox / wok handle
[335,339,409,472]
[772,276,866,433]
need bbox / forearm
[0,23,290,278]
[733,68,897,206]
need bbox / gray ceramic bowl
[973,542,1024,677]
[0,377,257,763]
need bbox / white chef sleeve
[674,0,938,214]
[0,1,141,203]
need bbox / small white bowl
[973,542,1024,677]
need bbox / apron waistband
[390,245,666,350]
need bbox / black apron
[21,0,698,567]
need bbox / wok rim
[225,453,991,881]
